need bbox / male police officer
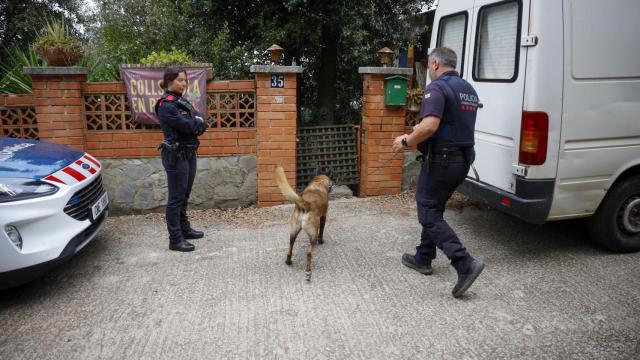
[393,47,485,298]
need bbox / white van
[428,0,640,252]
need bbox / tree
[188,0,430,124]
[78,0,434,124]
[0,0,82,51]
[82,0,260,81]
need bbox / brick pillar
[23,67,87,149]
[250,65,303,207]
[358,67,413,197]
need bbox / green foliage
[139,48,196,67]
[85,62,120,82]
[35,17,77,46]
[0,1,83,89]
[3,0,436,124]
[206,23,255,80]
[33,16,83,64]
[0,0,83,52]
[0,47,46,94]
[77,54,121,82]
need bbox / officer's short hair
[429,47,457,69]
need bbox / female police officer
[155,67,207,252]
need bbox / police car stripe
[72,160,95,178]
[49,167,80,186]
[75,159,97,174]
[44,154,101,186]
[44,175,65,185]
[49,169,76,185]
[62,167,86,182]
[54,170,78,185]
[83,154,101,168]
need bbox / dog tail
[275,166,308,210]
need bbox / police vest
[154,93,207,144]
[421,75,479,150]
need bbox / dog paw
[305,271,312,282]
[318,239,324,244]
[285,259,292,265]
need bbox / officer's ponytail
[160,66,187,89]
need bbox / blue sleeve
[419,82,446,120]
[157,102,198,135]
[192,110,208,135]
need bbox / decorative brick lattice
[85,92,255,131]
[405,110,420,129]
[0,107,39,139]
[207,92,256,128]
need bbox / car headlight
[0,178,58,203]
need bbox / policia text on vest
[393,47,485,298]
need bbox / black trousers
[415,157,474,273]
[161,150,197,243]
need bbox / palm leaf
[0,46,47,94]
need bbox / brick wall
[82,81,257,158]
[253,71,298,207]
[3,66,413,208]
[0,94,35,107]
[24,69,87,149]
[0,95,38,139]
[358,69,412,197]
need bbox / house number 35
[270,75,285,88]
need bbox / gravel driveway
[1,192,639,359]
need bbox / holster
[158,141,179,166]
[416,142,433,175]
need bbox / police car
[0,137,108,289]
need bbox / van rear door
[464,0,528,193]
[431,0,475,80]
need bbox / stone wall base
[101,155,257,214]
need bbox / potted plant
[407,87,424,112]
[135,48,214,80]
[33,18,83,66]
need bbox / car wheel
[587,175,640,252]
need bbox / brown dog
[275,165,333,281]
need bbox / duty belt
[417,144,470,169]
[157,140,199,164]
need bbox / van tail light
[519,111,548,165]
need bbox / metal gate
[296,124,360,190]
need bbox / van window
[473,1,521,82]
[437,12,468,75]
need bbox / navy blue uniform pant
[415,158,474,273]
[162,150,197,243]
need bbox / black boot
[169,239,195,252]
[401,253,433,275]
[452,259,485,298]
[183,228,204,239]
